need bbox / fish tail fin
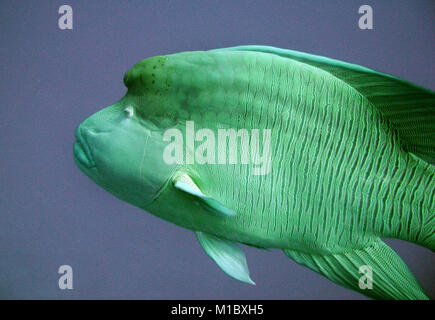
[283,239,429,300]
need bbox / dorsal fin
[212,46,435,164]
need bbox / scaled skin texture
[74,46,435,300]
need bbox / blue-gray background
[0,0,434,299]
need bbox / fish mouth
[74,128,96,169]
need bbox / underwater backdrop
[0,0,433,299]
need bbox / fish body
[74,46,435,299]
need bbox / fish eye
[123,106,134,118]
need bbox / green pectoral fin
[213,46,435,164]
[173,174,236,217]
[196,231,255,285]
[283,239,429,300]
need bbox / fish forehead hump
[121,50,340,126]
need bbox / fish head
[73,100,178,209]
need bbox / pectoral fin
[283,239,428,300]
[196,231,255,285]
[173,174,236,217]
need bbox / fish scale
[211,63,358,245]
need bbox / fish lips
[74,128,96,169]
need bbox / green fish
[74,46,434,299]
